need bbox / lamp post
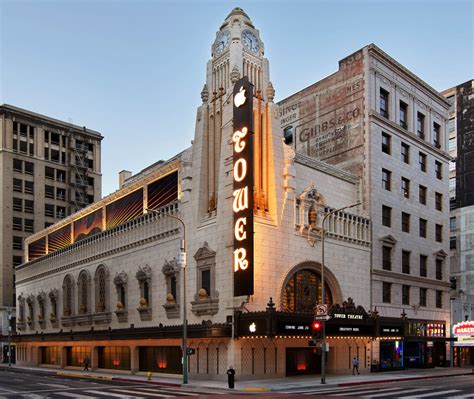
[320,201,361,384]
[146,208,188,384]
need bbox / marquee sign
[453,321,474,336]
[232,76,254,297]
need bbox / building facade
[279,44,452,369]
[13,8,452,378]
[442,80,474,367]
[0,105,102,362]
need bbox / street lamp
[146,208,188,384]
[320,201,361,384]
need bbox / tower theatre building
[14,9,450,379]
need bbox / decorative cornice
[372,269,451,289]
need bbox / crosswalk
[280,385,474,398]
[0,385,227,399]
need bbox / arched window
[63,275,74,316]
[77,271,90,314]
[95,265,109,312]
[283,269,333,313]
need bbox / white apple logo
[234,86,247,108]
[249,322,256,333]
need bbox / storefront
[377,319,404,371]
[404,320,446,368]
[453,321,474,367]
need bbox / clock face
[242,30,259,53]
[215,30,230,54]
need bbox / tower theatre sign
[232,77,254,296]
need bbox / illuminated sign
[453,321,474,336]
[232,76,254,297]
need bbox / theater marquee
[232,77,254,297]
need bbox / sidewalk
[1,364,472,392]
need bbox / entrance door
[286,348,321,376]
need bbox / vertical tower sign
[232,76,254,296]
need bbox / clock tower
[194,7,276,217]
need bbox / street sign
[316,304,328,316]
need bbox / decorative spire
[230,65,240,84]
[267,81,275,102]
[201,84,209,103]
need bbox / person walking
[352,357,360,375]
[83,356,90,372]
[226,365,235,389]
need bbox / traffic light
[312,320,323,340]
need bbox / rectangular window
[56,206,66,218]
[402,250,410,274]
[382,169,391,191]
[13,236,23,251]
[448,118,455,132]
[382,132,391,154]
[45,204,54,217]
[402,212,410,232]
[449,177,456,192]
[419,288,427,307]
[382,282,391,303]
[13,217,22,231]
[401,142,410,163]
[450,236,457,249]
[380,88,389,118]
[382,205,391,227]
[24,181,34,195]
[420,255,427,277]
[450,217,456,231]
[24,162,34,175]
[45,167,55,180]
[435,161,442,180]
[399,101,408,129]
[435,192,443,211]
[13,178,22,193]
[24,200,34,213]
[45,185,55,199]
[419,218,427,238]
[402,285,410,305]
[24,219,34,233]
[13,255,23,267]
[57,170,66,182]
[382,246,392,270]
[13,159,23,172]
[417,112,425,139]
[436,259,443,280]
[201,269,211,296]
[56,188,66,201]
[433,122,441,148]
[419,152,427,172]
[436,290,443,309]
[449,160,456,171]
[435,224,443,242]
[13,198,22,212]
[401,177,410,198]
[449,136,456,152]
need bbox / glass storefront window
[98,346,130,371]
[41,346,61,365]
[139,346,182,374]
[380,341,404,370]
[67,347,91,367]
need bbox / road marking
[397,389,462,399]
[38,383,70,389]
[362,388,431,397]
[12,378,23,381]
[58,392,97,399]
[113,389,172,397]
[331,387,411,396]
[86,390,145,398]
[152,388,199,396]
[0,387,16,393]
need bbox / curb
[57,371,112,380]
[337,371,474,387]
[112,377,181,388]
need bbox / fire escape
[69,134,90,213]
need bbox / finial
[201,84,209,103]
[266,297,275,311]
[267,81,275,102]
[230,65,240,84]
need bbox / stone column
[130,345,139,374]
[60,346,67,368]
[91,346,99,370]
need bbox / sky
[1,0,472,197]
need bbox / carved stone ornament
[193,241,216,260]
[48,289,59,301]
[114,271,128,286]
[328,297,368,318]
[267,81,275,102]
[201,83,209,103]
[37,291,46,304]
[136,265,152,282]
[230,65,240,84]
[162,258,179,276]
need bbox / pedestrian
[83,356,89,372]
[352,357,360,375]
[226,365,235,389]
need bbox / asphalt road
[279,375,474,398]
[0,368,227,399]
